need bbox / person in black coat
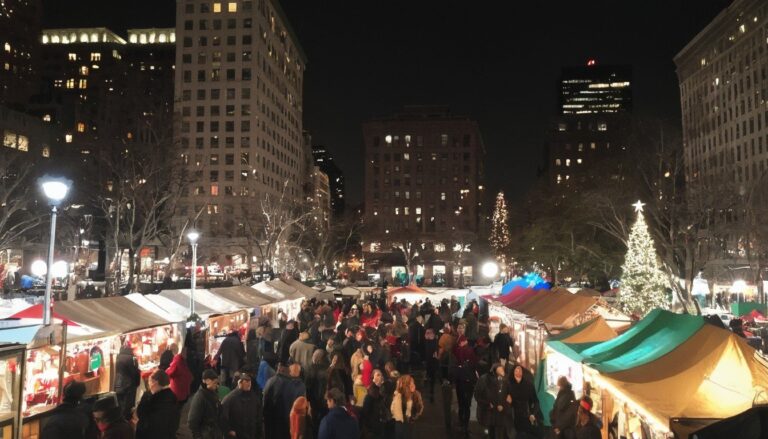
[187,370,223,439]
[493,326,513,362]
[277,321,299,366]
[423,328,439,403]
[92,397,134,439]
[262,363,307,439]
[486,364,515,439]
[41,381,92,439]
[318,388,360,439]
[221,373,262,439]
[550,376,577,439]
[214,330,246,388]
[575,396,602,439]
[361,370,389,439]
[509,365,540,437]
[305,350,330,437]
[114,345,140,420]
[135,370,180,439]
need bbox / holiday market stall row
[545,309,768,438]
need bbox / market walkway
[175,369,484,438]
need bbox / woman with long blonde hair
[390,374,423,439]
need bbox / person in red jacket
[165,347,193,405]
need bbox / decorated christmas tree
[619,201,669,316]
[490,191,511,266]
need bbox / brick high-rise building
[0,0,41,110]
[361,106,485,286]
[174,0,308,262]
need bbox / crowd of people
[40,291,604,439]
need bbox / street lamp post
[39,176,72,326]
[187,230,199,318]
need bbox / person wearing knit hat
[575,395,601,439]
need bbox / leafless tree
[0,155,46,252]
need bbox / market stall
[386,284,432,304]
[252,281,304,323]
[210,285,273,316]
[282,278,335,301]
[545,309,768,438]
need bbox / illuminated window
[555,159,561,166]
[404,207,409,215]
[394,207,399,215]
[556,174,562,183]
[43,114,51,122]
[434,243,446,252]
[739,24,746,33]
[208,204,219,214]
[565,159,571,167]
[77,122,85,132]
[42,146,50,158]
[415,207,421,215]
[66,79,75,89]
[91,52,101,61]
[80,66,89,75]
[3,43,9,52]
[403,153,410,160]
[17,136,28,151]
[228,2,237,12]
[65,134,73,143]
[440,192,446,200]
[385,135,392,144]
[213,3,222,12]
[577,158,582,164]
[78,79,87,89]
[441,134,448,146]
[369,242,381,252]
[590,142,596,150]
[2,131,15,148]
[68,53,77,61]
[3,63,8,71]
[211,184,219,196]
[597,122,607,131]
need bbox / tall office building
[362,106,485,286]
[549,61,633,191]
[174,0,308,261]
[675,0,768,289]
[0,0,41,109]
[675,0,768,196]
[312,145,345,215]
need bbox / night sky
[42,0,730,206]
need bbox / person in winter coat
[158,344,175,371]
[575,396,602,439]
[278,321,300,366]
[327,353,354,404]
[493,325,513,362]
[289,396,312,439]
[305,350,330,438]
[318,388,360,439]
[407,315,425,367]
[256,351,278,391]
[390,374,422,439]
[289,331,316,373]
[165,348,193,404]
[263,363,307,439]
[214,330,246,388]
[423,328,438,403]
[453,336,478,436]
[550,376,577,439]
[135,370,180,439]
[487,364,515,439]
[41,381,92,439]
[221,373,262,439]
[361,370,389,439]
[187,369,223,439]
[509,364,540,437]
[92,397,134,439]
[114,345,140,420]
[473,369,493,435]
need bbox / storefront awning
[54,296,176,335]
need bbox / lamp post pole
[43,206,58,326]
[190,241,197,318]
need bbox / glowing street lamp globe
[187,230,200,243]
[38,175,73,206]
[481,261,499,278]
[31,260,47,277]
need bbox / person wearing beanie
[221,372,262,439]
[92,396,134,439]
[187,369,223,439]
[575,396,601,439]
[40,381,92,439]
[135,369,180,439]
[289,330,316,373]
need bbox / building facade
[361,106,485,287]
[312,145,345,215]
[549,62,633,191]
[0,0,41,109]
[174,0,309,263]
[675,0,768,292]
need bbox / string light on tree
[619,200,669,316]
[490,191,511,268]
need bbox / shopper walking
[135,370,180,439]
[114,344,140,420]
[221,373,262,439]
[187,369,223,439]
[318,388,359,439]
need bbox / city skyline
[40,0,731,205]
